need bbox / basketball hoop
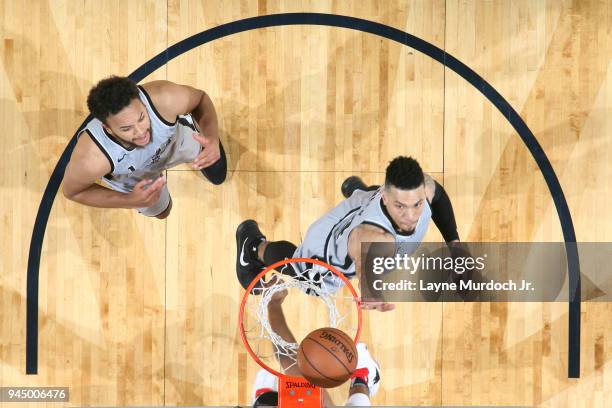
[239,257,362,407]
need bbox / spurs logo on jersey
[293,188,432,279]
[149,137,174,165]
[78,86,201,193]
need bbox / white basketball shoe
[251,368,278,403]
[352,342,381,396]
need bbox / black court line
[26,12,580,378]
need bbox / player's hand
[127,176,166,208]
[266,276,288,305]
[192,132,221,170]
[359,298,395,312]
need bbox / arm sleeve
[430,180,459,242]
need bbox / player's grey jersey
[293,188,432,277]
[79,86,200,193]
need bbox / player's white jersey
[78,86,200,193]
[293,188,432,277]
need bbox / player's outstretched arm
[62,131,166,209]
[348,225,396,312]
[142,80,221,170]
[266,285,300,375]
[424,174,460,243]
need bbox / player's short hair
[252,390,278,407]
[87,76,140,123]
[384,156,424,191]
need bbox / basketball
[297,327,358,388]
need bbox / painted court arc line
[26,12,581,378]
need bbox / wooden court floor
[1,0,611,406]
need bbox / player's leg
[345,343,381,406]
[251,369,279,407]
[236,219,297,290]
[346,390,371,406]
[235,219,348,294]
[258,240,296,267]
[154,196,172,219]
[341,176,379,198]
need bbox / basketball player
[62,76,227,219]
[252,283,381,407]
[236,156,459,311]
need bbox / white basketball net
[242,262,359,373]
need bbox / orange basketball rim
[239,257,363,407]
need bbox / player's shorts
[137,183,171,217]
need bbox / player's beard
[404,228,415,235]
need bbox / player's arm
[348,225,396,312]
[424,174,459,243]
[142,80,220,169]
[266,287,301,375]
[62,131,165,209]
